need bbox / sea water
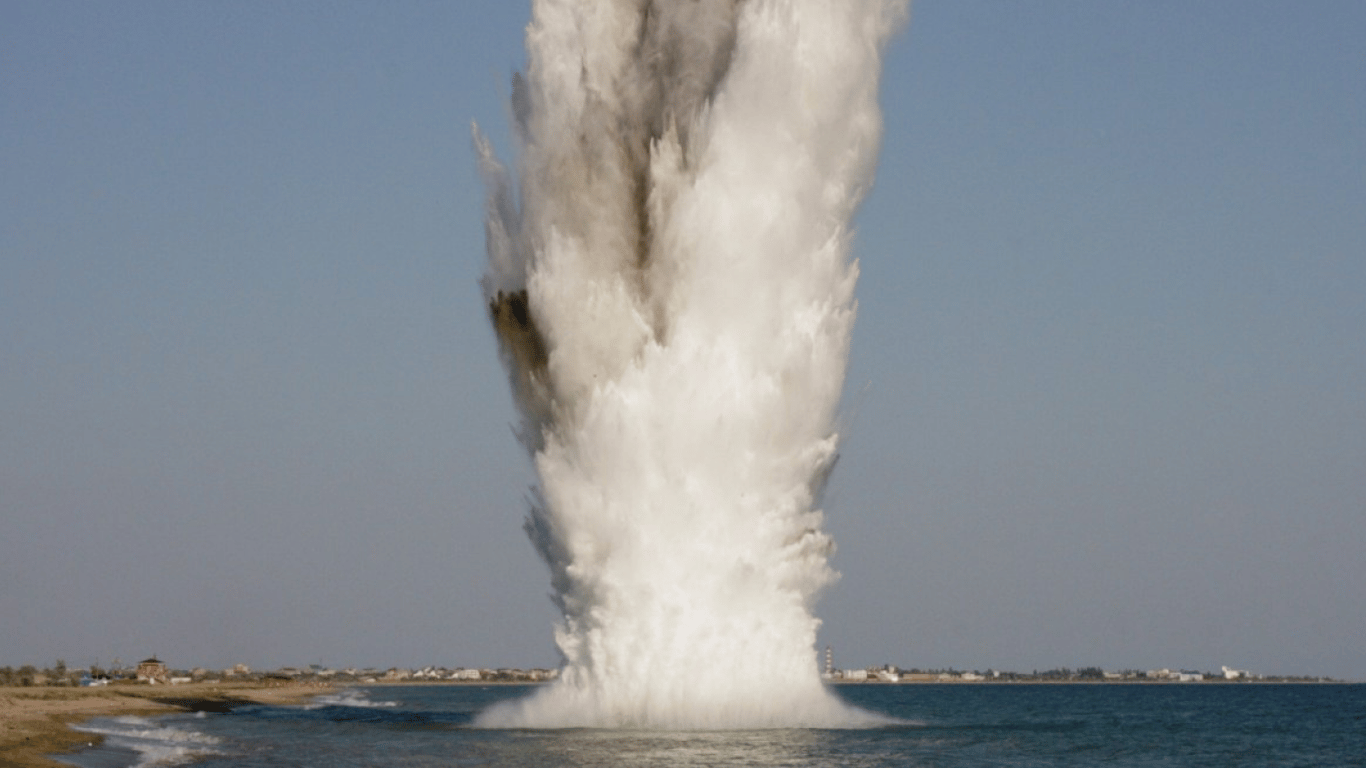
[55,683,1366,767]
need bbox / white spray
[475,0,906,729]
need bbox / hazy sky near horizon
[3,2,1363,680]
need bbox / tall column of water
[475,0,906,729]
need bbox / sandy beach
[0,682,324,768]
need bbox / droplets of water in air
[475,0,907,729]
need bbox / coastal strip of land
[0,682,324,768]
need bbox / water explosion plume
[474,0,906,729]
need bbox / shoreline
[0,682,324,768]
[4,677,1353,767]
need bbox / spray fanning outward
[475,0,906,729]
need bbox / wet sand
[0,682,323,768]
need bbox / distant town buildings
[820,665,1283,683]
[135,661,558,685]
[151,658,1296,686]
[814,650,1287,684]
[4,653,1334,688]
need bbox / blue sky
[3,2,1363,680]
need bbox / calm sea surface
[58,683,1365,767]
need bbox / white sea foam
[476,0,906,729]
[310,689,399,709]
[70,715,221,767]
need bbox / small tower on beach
[135,656,168,684]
